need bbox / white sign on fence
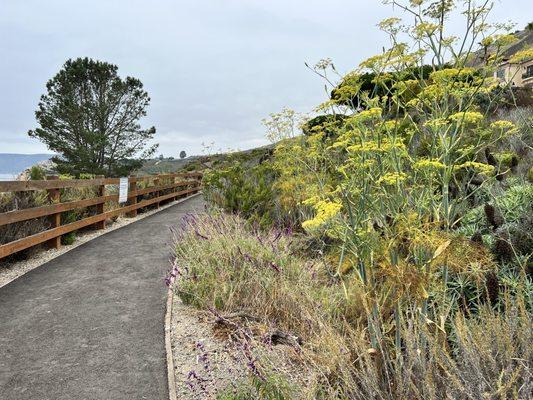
[118,177,129,203]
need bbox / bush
[29,165,46,181]
[61,232,76,245]
[203,162,294,228]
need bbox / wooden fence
[0,172,202,260]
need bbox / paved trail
[0,195,205,400]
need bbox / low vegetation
[171,1,532,398]
[174,213,531,399]
[139,145,273,176]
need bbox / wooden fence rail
[0,172,202,260]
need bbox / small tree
[29,166,46,181]
[28,57,158,177]
[179,150,187,159]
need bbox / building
[494,57,533,88]
[468,24,533,88]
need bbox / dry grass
[0,191,49,257]
[173,212,532,399]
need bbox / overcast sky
[1,0,530,157]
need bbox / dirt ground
[170,295,248,399]
[170,293,309,399]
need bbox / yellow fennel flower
[509,47,533,64]
[302,200,342,232]
[490,120,517,135]
[414,158,446,170]
[347,138,405,153]
[376,172,407,186]
[347,107,383,125]
[449,111,484,125]
[456,161,495,175]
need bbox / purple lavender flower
[164,262,182,287]
[242,342,265,381]
[271,229,282,244]
[269,262,281,273]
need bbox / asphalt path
[0,195,205,400]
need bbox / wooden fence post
[95,175,105,230]
[154,175,161,209]
[172,174,178,201]
[46,175,61,249]
[194,173,202,194]
[127,175,137,218]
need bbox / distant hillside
[0,146,274,177]
[138,145,275,175]
[0,153,53,174]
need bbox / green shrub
[460,183,533,234]
[29,165,46,181]
[61,232,76,245]
[203,162,286,228]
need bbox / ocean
[0,173,16,181]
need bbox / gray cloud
[1,0,530,156]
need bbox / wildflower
[347,138,406,153]
[430,68,476,84]
[449,111,484,125]
[328,139,350,149]
[347,107,383,124]
[493,34,518,48]
[424,118,448,129]
[314,58,333,70]
[509,48,533,64]
[242,341,265,381]
[382,120,398,131]
[315,99,337,112]
[413,22,439,38]
[490,120,517,132]
[414,158,446,170]
[494,152,517,166]
[376,172,407,186]
[378,17,402,34]
[165,263,181,287]
[269,262,281,273]
[271,229,282,244]
[392,79,420,95]
[302,200,342,232]
[480,36,494,47]
[360,54,386,70]
[406,97,422,108]
[456,161,495,175]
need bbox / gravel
[169,294,309,399]
[170,296,248,399]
